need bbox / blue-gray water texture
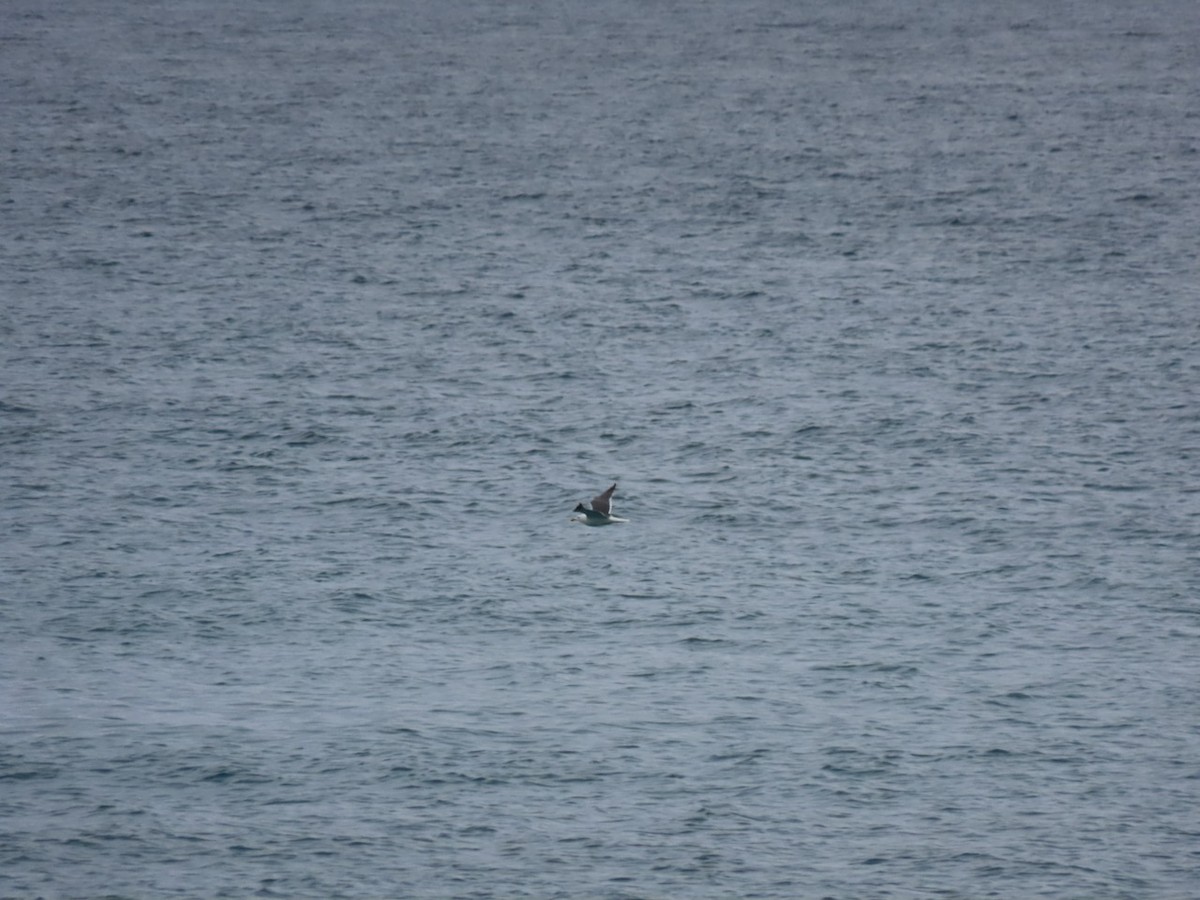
[3,0,1199,897]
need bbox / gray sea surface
[3,0,1199,897]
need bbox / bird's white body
[571,512,628,526]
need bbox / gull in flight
[571,483,627,526]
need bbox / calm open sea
[3,0,1199,897]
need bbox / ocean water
[2,0,1199,897]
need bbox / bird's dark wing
[591,483,617,515]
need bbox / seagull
[571,483,627,526]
